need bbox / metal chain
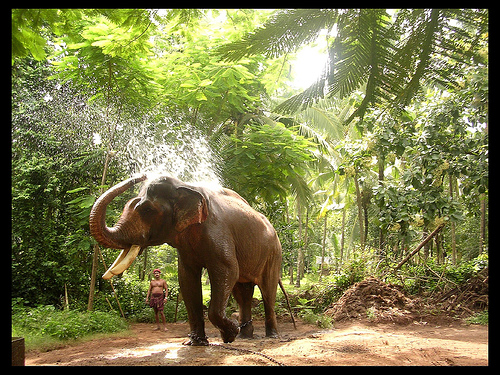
[209,343,285,366]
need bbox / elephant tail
[278,279,296,330]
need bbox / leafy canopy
[218,9,488,122]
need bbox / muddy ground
[26,317,488,366]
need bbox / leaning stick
[383,223,446,277]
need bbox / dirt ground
[26,317,488,366]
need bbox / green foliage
[11,9,487,315]
[12,303,128,348]
[392,253,488,295]
[466,310,488,325]
[222,121,315,205]
[12,9,79,63]
[300,310,334,329]
[220,9,488,121]
[286,256,369,318]
[11,58,128,306]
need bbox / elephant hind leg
[258,278,279,338]
[232,282,255,339]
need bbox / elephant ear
[174,187,208,232]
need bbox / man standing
[145,268,168,331]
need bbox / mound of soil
[324,277,426,323]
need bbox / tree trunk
[479,193,486,253]
[139,247,148,281]
[363,194,369,248]
[449,175,457,265]
[301,208,309,280]
[378,155,385,258]
[87,65,121,311]
[295,200,303,287]
[339,207,346,270]
[319,213,327,282]
[422,224,430,262]
[353,170,365,251]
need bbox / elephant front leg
[207,266,240,343]
[178,260,208,346]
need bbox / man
[145,268,168,331]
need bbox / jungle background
[12,9,488,348]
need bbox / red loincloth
[149,293,165,311]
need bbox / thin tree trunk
[87,62,122,311]
[319,213,327,282]
[339,207,346,270]
[64,283,69,311]
[422,223,430,262]
[97,247,125,318]
[479,193,486,253]
[295,200,303,287]
[378,155,385,258]
[302,208,309,279]
[449,175,457,265]
[140,247,148,281]
[353,170,365,251]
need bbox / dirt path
[26,319,487,366]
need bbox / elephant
[89,174,294,345]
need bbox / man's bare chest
[151,280,164,288]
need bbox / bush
[11,303,129,346]
[278,257,370,327]
[90,272,188,323]
[466,310,488,325]
[397,254,488,295]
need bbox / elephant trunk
[89,174,147,249]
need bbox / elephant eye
[136,200,157,215]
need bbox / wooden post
[87,244,99,311]
[64,283,69,311]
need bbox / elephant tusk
[102,245,141,279]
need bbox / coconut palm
[218,9,488,122]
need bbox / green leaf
[66,187,88,194]
[196,91,207,101]
[198,79,213,87]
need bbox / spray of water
[125,117,222,189]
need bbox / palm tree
[217,9,488,122]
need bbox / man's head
[153,268,161,279]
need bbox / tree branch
[383,222,446,277]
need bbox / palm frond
[276,9,398,119]
[217,9,337,62]
[220,9,488,120]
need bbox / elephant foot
[237,319,254,339]
[221,323,240,343]
[183,332,209,346]
[265,328,279,339]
